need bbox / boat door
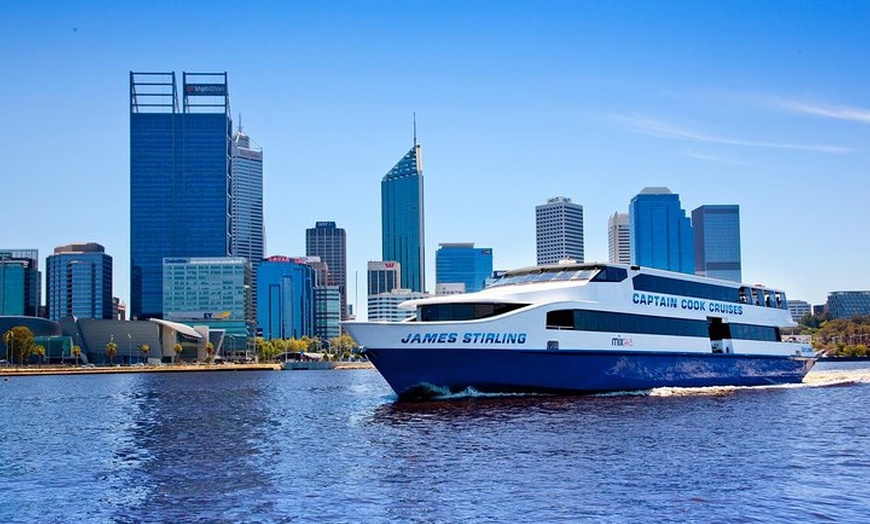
[707,317,733,354]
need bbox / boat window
[730,323,781,342]
[591,266,627,282]
[546,310,574,329]
[545,308,709,338]
[418,302,529,322]
[633,274,739,303]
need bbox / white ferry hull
[363,346,815,399]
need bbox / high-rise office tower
[608,212,631,264]
[130,71,232,319]
[382,141,425,292]
[46,243,113,320]
[257,256,315,340]
[536,197,584,265]
[368,261,401,296]
[305,222,347,320]
[231,120,265,317]
[163,257,253,340]
[435,243,493,294]
[692,205,742,282]
[0,249,40,316]
[629,187,694,274]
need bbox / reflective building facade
[130,72,232,319]
[382,144,425,292]
[629,187,694,274]
[435,243,493,294]
[692,205,742,282]
[257,256,315,340]
[0,249,40,317]
[46,243,113,320]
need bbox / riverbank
[0,361,373,377]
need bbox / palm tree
[205,342,215,363]
[106,341,118,365]
[139,344,151,364]
[173,343,184,364]
[71,345,82,367]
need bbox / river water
[1,361,869,523]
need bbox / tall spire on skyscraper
[413,112,417,147]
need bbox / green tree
[174,343,184,364]
[205,342,215,363]
[5,326,36,366]
[106,341,118,365]
[140,344,151,363]
[330,334,356,356]
[71,345,82,366]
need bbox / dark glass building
[305,222,347,321]
[629,187,694,274]
[382,144,425,292]
[692,205,742,282]
[435,243,493,294]
[130,72,232,319]
[46,243,113,320]
[0,249,40,317]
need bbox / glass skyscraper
[257,256,315,340]
[130,71,232,319]
[231,123,264,318]
[46,243,113,320]
[305,222,347,321]
[435,243,493,294]
[536,197,584,265]
[382,144,425,292]
[692,205,742,282]
[629,187,694,274]
[0,249,40,317]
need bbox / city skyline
[2,2,869,313]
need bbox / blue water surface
[1,362,869,523]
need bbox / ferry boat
[343,263,817,399]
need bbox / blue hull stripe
[365,347,816,398]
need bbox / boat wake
[397,369,870,401]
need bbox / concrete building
[368,289,431,322]
[536,197,584,265]
[231,122,265,319]
[787,299,813,322]
[607,212,631,264]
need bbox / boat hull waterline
[364,347,815,399]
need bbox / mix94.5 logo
[611,336,634,347]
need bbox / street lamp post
[127,333,132,366]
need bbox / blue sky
[1,1,868,317]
